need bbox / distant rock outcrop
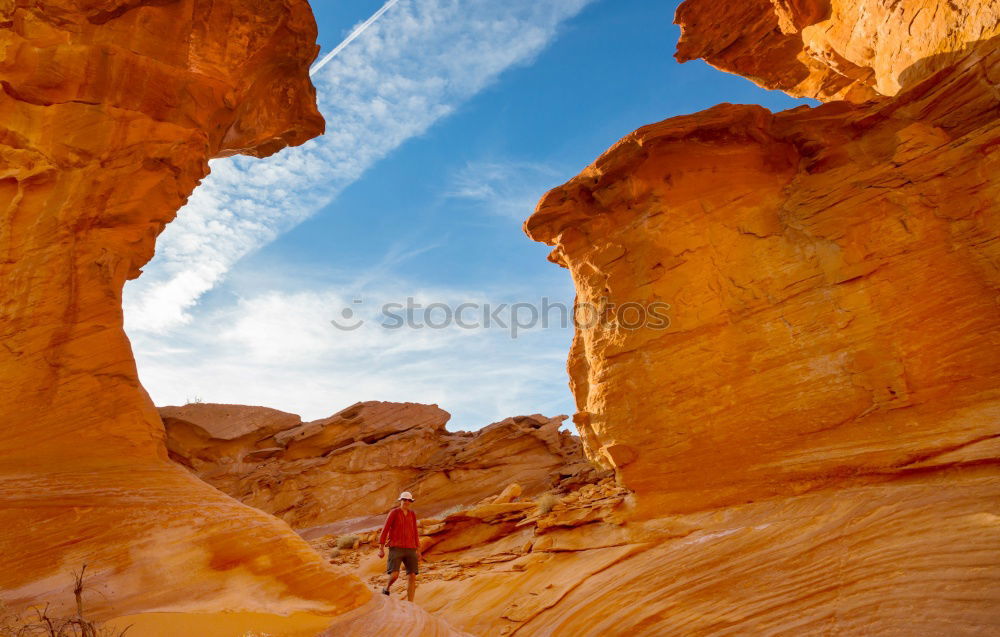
[163,401,599,535]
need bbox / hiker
[378,490,421,601]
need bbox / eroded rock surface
[527,12,1000,520]
[408,472,999,635]
[4,0,998,634]
[518,1,1000,634]
[676,0,1000,102]
[163,401,598,535]
[314,477,631,636]
[0,2,460,634]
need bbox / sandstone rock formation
[5,0,998,634]
[162,401,598,535]
[517,0,1000,633]
[528,3,1000,519]
[0,2,460,634]
[315,477,631,636]
[676,0,1000,102]
[416,474,998,635]
[315,442,999,635]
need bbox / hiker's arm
[414,516,421,561]
[377,510,396,556]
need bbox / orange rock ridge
[375,475,996,635]
[0,1,460,634]
[162,401,598,534]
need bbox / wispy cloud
[124,0,595,333]
[446,160,565,220]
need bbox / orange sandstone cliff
[515,0,1000,633]
[0,2,460,635]
[528,0,1000,519]
[161,401,597,534]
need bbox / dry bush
[535,493,560,515]
[335,534,359,550]
[0,566,129,637]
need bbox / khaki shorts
[386,547,419,575]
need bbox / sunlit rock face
[0,2,461,634]
[523,1,1000,633]
[528,1,999,518]
[163,401,598,535]
[313,476,631,636]
[676,0,1000,102]
[406,475,998,635]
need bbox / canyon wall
[528,0,1000,517]
[0,2,459,634]
[3,0,997,635]
[163,401,597,535]
[520,0,1000,633]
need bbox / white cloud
[446,160,565,220]
[124,0,595,333]
[129,271,576,428]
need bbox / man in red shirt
[378,490,421,601]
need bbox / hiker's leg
[385,569,399,591]
[384,547,401,593]
[406,573,417,602]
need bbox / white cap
[398,491,414,501]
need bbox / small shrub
[0,565,131,637]
[535,493,560,515]
[335,534,359,550]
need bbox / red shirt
[379,507,419,549]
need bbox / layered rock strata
[527,4,1000,519]
[163,401,598,534]
[323,472,998,635]
[0,2,459,634]
[316,478,630,636]
[519,1,1000,633]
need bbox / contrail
[310,0,402,76]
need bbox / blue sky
[124,0,811,430]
